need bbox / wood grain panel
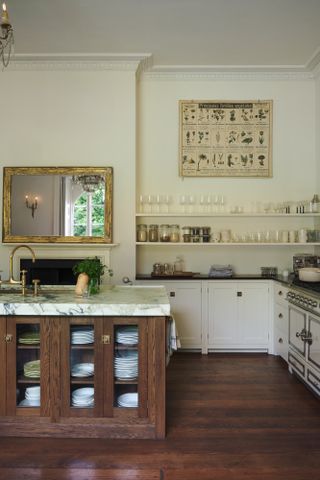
[0,317,6,415]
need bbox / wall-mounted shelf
[136,242,319,246]
[136,213,320,218]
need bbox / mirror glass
[3,167,113,243]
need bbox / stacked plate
[117,392,138,408]
[71,328,94,345]
[18,331,40,345]
[114,350,138,380]
[24,359,40,378]
[71,362,94,377]
[71,387,94,408]
[116,326,138,345]
[19,386,41,407]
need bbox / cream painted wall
[316,74,320,189]
[137,75,317,275]
[0,68,137,283]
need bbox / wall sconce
[25,195,38,218]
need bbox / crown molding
[8,53,153,72]
[141,63,315,81]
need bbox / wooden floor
[1,353,320,480]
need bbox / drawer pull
[278,313,283,319]
[278,290,283,296]
[237,291,242,297]
[278,338,283,344]
[170,291,175,297]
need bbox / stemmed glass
[199,195,206,213]
[187,195,196,213]
[138,194,146,213]
[162,194,171,213]
[179,194,187,213]
[146,194,155,213]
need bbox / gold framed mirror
[2,167,113,243]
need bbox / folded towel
[208,264,233,278]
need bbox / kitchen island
[0,285,170,439]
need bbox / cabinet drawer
[288,351,305,376]
[274,283,289,307]
[274,304,288,335]
[307,368,320,396]
[274,328,288,362]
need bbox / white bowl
[298,268,320,282]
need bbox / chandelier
[0,3,14,68]
[72,175,105,193]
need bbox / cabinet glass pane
[114,325,139,408]
[70,325,94,408]
[16,324,41,408]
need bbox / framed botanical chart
[179,100,273,177]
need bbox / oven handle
[296,328,313,345]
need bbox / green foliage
[73,185,105,237]
[72,256,113,280]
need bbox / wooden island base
[0,315,166,439]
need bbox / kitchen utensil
[298,267,320,282]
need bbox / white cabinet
[164,282,202,349]
[206,281,270,351]
[273,282,289,362]
[136,280,202,349]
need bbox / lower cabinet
[163,282,202,349]
[0,315,166,439]
[206,281,270,351]
[137,280,202,349]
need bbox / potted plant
[73,256,113,295]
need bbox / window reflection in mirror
[3,167,113,244]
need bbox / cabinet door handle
[278,313,283,319]
[101,335,110,344]
[237,291,242,297]
[4,334,13,343]
[278,337,283,344]
[278,291,283,296]
[170,291,175,297]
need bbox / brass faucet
[8,244,36,284]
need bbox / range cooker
[285,278,320,396]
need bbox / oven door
[288,305,307,356]
[308,314,320,370]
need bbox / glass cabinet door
[113,318,148,418]
[61,317,104,417]
[6,316,50,416]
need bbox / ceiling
[7,0,320,68]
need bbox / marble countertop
[0,285,170,317]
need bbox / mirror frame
[2,166,113,244]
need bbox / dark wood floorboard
[1,353,320,480]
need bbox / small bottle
[137,224,148,242]
[148,224,159,242]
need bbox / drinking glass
[187,195,196,213]
[138,194,146,213]
[179,194,187,213]
[146,194,155,213]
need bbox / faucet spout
[9,244,36,284]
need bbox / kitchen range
[285,265,320,397]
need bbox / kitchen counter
[0,285,170,317]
